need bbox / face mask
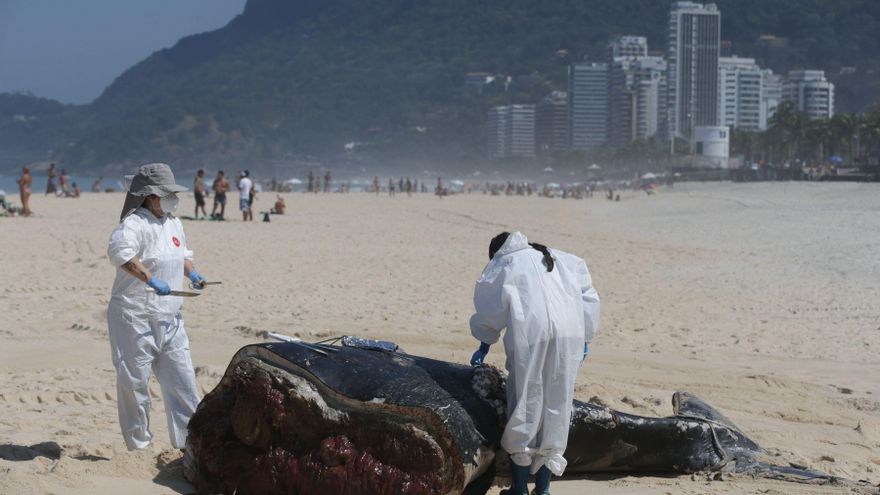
[159,193,179,214]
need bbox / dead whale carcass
[184,339,855,495]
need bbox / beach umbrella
[546,182,561,188]
[284,178,303,184]
[642,173,658,179]
[588,164,602,170]
[450,179,465,186]
[829,155,844,164]
[543,167,554,172]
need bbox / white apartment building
[719,57,764,131]
[784,70,834,120]
[609,36,648,60]
[609,55,667,144]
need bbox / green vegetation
[2,0,880,173]
[731,102,880,165]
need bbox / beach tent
[284,178,303,185]
[543,167,554,172]
[642,173,658,179]
[588,164,602,170]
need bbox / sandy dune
[1,182,878,494]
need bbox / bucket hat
[119,163,188,221]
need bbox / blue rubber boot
[532,465,552,495]
[499,461,530,495]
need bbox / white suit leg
[154,314,200,449]
[502,330,550,468]
[531,334,580,475]
[108,306,158,450]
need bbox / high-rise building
[568,62,608,150]
[668,2,721,139]
[487,105,536,160]
[536,91,569,155]
[784,70,834,120]
[632,57,668,140]
[608,55,667,145]
[718,57,764,131]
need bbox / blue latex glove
[470,342,491,367]
[147,277,171,296]
[188,270,205,289]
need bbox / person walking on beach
[211,170,229,220]
[106,162,210,451]
[373,176,380,195]
[92,177,103,193]
[238,170,253,222]
[17,166,32,217]
[46,162,57,196]
[388,178,395,197]
[324,171,331,193]
[193,169,208,219]
[469,231,600,495]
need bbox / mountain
[5,0,880,175]
[0,93,83,169]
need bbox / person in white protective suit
[469,231,600,495]
[107,163,210,450]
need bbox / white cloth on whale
[469,231,600,475]
[107,207,200,450]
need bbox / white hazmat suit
[470,231,600,476]
[107,207,200,450]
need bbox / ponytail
[487,232,555,272]
[529,242,554,272]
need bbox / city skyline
[488,0,837,163]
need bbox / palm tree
[730,128,757,165]
[805,118,832,162]
[859,111,880,161]
[767,101,807,162]
[828,113,859,160]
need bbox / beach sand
[1,182,878,494]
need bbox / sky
[0,0,247,104]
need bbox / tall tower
[488,105,536,160]
[568,62,609,151]
[668,2,721,140]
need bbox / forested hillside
[3,0,879,173]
